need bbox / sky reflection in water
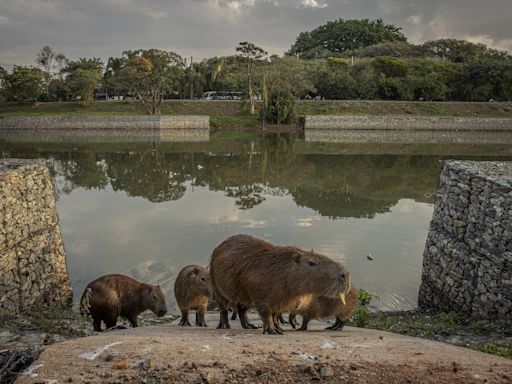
[2,138,444,311]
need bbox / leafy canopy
[289,18,406,59]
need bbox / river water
[2,133,510,311]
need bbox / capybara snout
[293,251,349,297]
[149,285,168,317]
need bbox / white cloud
[300,0,327,8]
[464,34,512,53]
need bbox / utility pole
[190,56,194,100]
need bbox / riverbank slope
[14,314,512,384]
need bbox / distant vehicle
[201,91,243,100]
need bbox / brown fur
[209,234,349,334]
[290,281,358,331]
[80,274,167,332]
[174,265,210,327]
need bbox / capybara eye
[200,277,206,282]
[153,294,157,300]
[307,260,318,267]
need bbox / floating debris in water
[367,253,374,261]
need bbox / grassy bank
[1,100,512,120]
[349,310,512,359]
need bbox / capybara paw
[216,322,231,329]
[179,320,192,326]
[263,327,284,335]
[242,322,258,330]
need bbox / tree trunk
[247,62,255,115]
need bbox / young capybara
[174,265,210,327]
[80,274,167,332]
[289,279,358,331]
[209,234,349,335]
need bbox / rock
[318,364,333,377]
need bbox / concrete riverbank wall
[0,115,210,142]
[304,116,512,144]
[418,161,512,326]
[0,159,72,317]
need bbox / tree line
[1,18,511,118]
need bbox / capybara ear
[293,252,301,263]
[192,267,200,275]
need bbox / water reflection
[1,134,450,311]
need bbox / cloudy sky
[1,0,511,68]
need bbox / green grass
[350,310,512,359]
[2,100,512,119]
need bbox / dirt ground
[15,313,512,384]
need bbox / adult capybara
[289,279,357,331]
[80,274,167,332]
[174,265,210,327]
[209,234,349,335]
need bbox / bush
[350,289,380,327]
[261,88,296,124]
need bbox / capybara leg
[277,313,288,325]
[289,314,298,329]
[129,316,138,328]
[272,313,284,332]
[238,304,257,329]
[179,310,192,326]
[216,308,231,329]
[196,307,208,327]
[258,308,283,335]
[93,318,102,332]
[105,318,118,330]
[326,318,339,330]
[298,318,310,331]
[328,318,346,331]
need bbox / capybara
[289,279,357,331]
[174,265,210,327]
[80,274,167,332]
[209,234,349,334]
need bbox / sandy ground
[15,313,512,384]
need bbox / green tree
[421,39,510,63]
[289,19,407,59]
[312,60,357,100]
[350,61,378,99]
[119,49,185,114]
[457,58,512,101]
[3,66,44,102]
[0,66,6,101]
[63,58,103,106]
[371,56,407,78]
[264,56,316,98]
[377,75,412,100]
[236,42,268,115]
[35,45,68,99]
[359,41,421,58]
[406,58,458,101]
[103,56,128,97]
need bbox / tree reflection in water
[1,135,441,218]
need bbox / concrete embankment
[14,315,512,383]
[304,115,512,143]
[0,115,210,142]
